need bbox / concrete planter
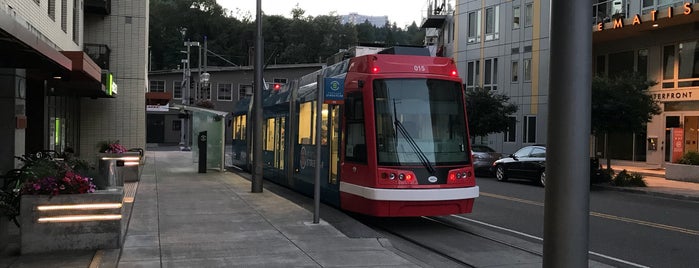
[666,163,699,183]
[20,189,124,254]
[97,152,142,189]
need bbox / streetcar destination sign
[324,77,345,104]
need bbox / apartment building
[424,0,699,165]
[0,0,148,171]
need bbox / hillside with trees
[149,0,426,70]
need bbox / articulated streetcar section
[232,46,479,217]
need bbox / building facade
[146,64,323,145]
[424,0,699,165]
[0,0,148,171]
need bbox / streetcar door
[328,105,341,187]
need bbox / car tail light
[448,168,475,186]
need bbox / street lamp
[180,40,200,151]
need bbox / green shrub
[678,151,699,165]
[611,169,646,187]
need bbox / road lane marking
[480,192,699,236]
[451,215,650,268]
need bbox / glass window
[466,60,480,89]
[513,6,520,29]
[298,102,314,145]
[678,41,699,80]
[511,60,519,82]
[467,11,481,43]
[173,81,182,99]
[484,58,498,90]
[48,0,55,20]
[531,147,546,157]
[523,116,537,143]
[345,93,366,163]
[525,3,533,27]
[514,146,533,158]
[264,118,275,151]
[373,79,470,166]
[638,49,648,80]
[172,120,181,131]
[239,84,252,100]
[663,45,675,81]
[149,80,165,92]
[505,116,516,142]
[596,55,606,76]
[485,6,499,41]
[523,59,532,81]
[233,115,246,140]
[217,83,233,101]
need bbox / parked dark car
[471,144,502,176]
[492,145,604,187]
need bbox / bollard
[198,131,207,173]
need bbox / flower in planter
[15,152,97,196]
[21,171,96,196]
[99,140,128,154]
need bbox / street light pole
[180,40,200,151]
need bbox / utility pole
[543,0,591,266]
[252,0,264,193]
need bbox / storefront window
[663,45,676,88]
[678,41,699,87]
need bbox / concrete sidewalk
[604,160,699,201]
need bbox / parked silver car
[471,144,502,176]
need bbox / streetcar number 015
[413,65,426,72]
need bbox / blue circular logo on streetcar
[330,80,340,91]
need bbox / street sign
[324,78,344,104]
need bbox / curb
[593,184,699,202]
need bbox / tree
[591,72,661,169]
[465,87,518,140]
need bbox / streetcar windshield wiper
[393,100,436,174]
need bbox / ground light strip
[450,215,650,268]
[38,215,122,223]
[480,192,699,236]
[37,203,122,211]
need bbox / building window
[125,16,132,24]
[173,81,182,99]
[217,83,233,101]
[48,0,55,20]
[505,116,516,142]
[484,58,498,90]
[239,84,252,100]
[523,116,536,143]
[596,55,606,76]
[661,42,699,88]
[513,6,520,29]
[467,11,481,43]
[525,3,533,27]
[523,58,532,81]
[466,60,480,90]
[484,6,499,41]
[72,0,80,44]
[61,0,67,32]
[608,51,635,78]
[512,60,519,82]
[149,81,165,92]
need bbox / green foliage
[149,0,425,69]
[465,87,518,138]
[678,151,699,165]
[591,73,661,134]
[611,169,647,187]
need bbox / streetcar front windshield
[374,78,470,166]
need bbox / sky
[216,0,429,28]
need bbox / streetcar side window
[345,93,367,163]
[298,101,314,145]
[264,118,275,151]
[233,115,246,141]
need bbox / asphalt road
[463,176,699,267]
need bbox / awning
[0,10,71,71]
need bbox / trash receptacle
[97,156,124,190]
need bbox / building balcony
[421,0,449,29]
[85,0,111,16]
[84,43,110,70]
